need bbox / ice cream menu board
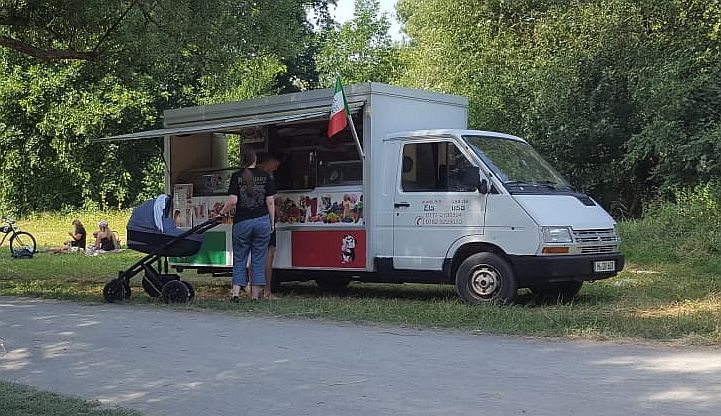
[172,183,193,228]
[274,190,363,226]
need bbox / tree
[315,0,404,85]
[398,0,721,214]
[0,0,333,214]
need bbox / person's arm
[266,196,275,230]
[219,172,239,217]
[219,195,237,217]
[265,175,277,230]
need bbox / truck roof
[385,129,528,144]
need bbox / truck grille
[573,229,619,243]
[580,245,617,254]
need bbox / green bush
[620,183,721,265]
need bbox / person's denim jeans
[231,215,271,287]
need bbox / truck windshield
[463,135,572,191]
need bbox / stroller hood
[127,196,204,256]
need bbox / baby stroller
[103,195,220,303]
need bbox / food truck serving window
[269,114,363,191]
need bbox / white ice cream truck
[99,83,624,303]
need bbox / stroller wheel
[181,281,195,301]
[122,280,132,299]
[142,277,162,297]
[162,280,190,304]
[103,279,126,303]
[143,274,178,298]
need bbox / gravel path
[1,296,720,415]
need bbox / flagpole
[346,111,365,159]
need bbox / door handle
[394,202,410,208]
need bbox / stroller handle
[187,217,223,235]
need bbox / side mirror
[478,179,489,194]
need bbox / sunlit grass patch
[1,208,720,344]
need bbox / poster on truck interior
[275,191,363,225]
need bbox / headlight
[541,227,573,243]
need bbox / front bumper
[508,253,625,286]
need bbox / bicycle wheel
[10,231,37,254]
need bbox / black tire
[142,277,163,297]
[103,279,126,303]
[142,274,178,298]
[455,252,518,304]
[532,281,583,304]
[315,277,352,292]
[162,280,190,304]
[181,280,195,301]
[10,231,37,255]
[122,279,132,300]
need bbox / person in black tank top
[93,220,118,252]
[219,148,277,301]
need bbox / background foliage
[2,0,720,216]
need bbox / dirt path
[1,296,720,415]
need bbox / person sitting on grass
[90,220,120,253]
[49,219,87,254]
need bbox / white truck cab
[371,129,623,303]
[98,83,623,304]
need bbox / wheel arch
[447,241,510,283]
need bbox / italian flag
[327,75,349,138]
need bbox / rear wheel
[10,231,37,255]
[315,277,352,292]
[162,280,190,304]
[532,281,583,304]
[142,274,178,298]
[455,253,518,304]
[181,280,195,301]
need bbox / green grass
[0,381,141,416]
[1,206,720,344]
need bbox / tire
[142,274,178,298]
[455,252,518,304]
[10,231,37,255]
[315,277,352,292]
[181,280,195,301]
[103,279,127,303]
[532,281,583,304]
[162,280,190,304]
[122,279,132,300]
[142,277,163,298]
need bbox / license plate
[594,260,615,273]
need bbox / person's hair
[72,219,84,233]
[241,147,257,197]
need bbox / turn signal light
[542,246,570,254]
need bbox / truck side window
[401,142,476,192]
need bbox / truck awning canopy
[94,103,364,142]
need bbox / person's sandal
[231,296,240,303]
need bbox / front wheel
[455,253,518,304]
[10,231,37,255]
[103,279,127,303]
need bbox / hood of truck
[513,194,616,230]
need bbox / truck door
[393,139,486,270]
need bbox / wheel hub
[470,266,500,297]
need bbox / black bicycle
[1,217,37,256]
